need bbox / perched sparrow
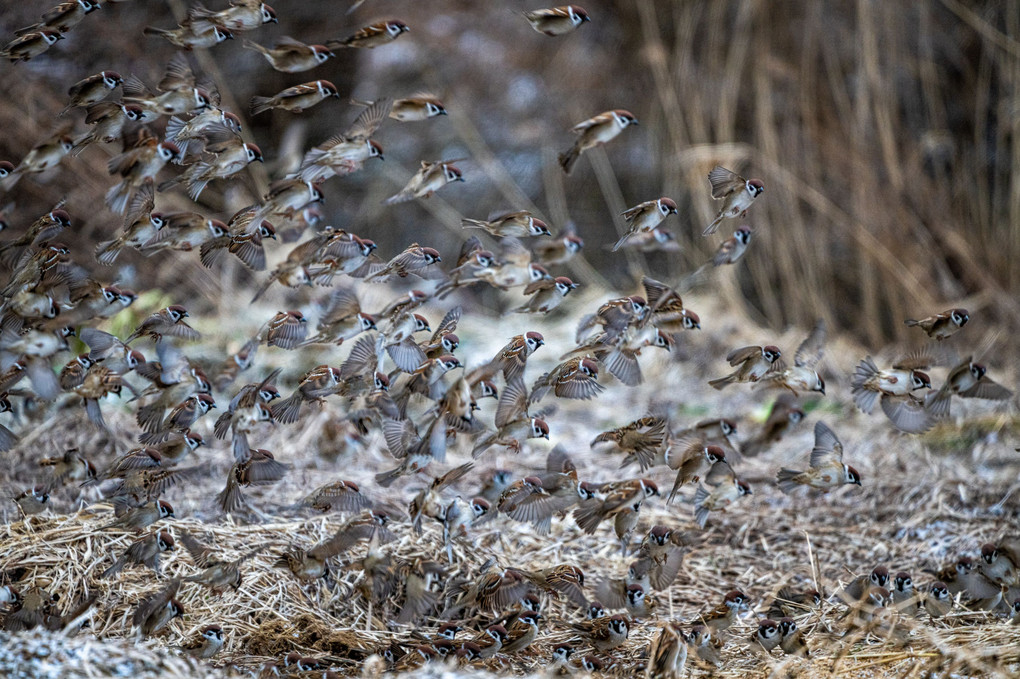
[851,354,935,433]
[741,393,805,457]
[471,378,549,457]
[105,139,181,214]
[646,622,689,679]
[779,617,809,657]
[142,23,234,50]
[101,499,175,531]
[570,614,629,651]
[250,80,339,115]
[180,532,262,593]
[749,618,783,653]
[500,610,542,654]
[462,211,551,239]
[766,587,821,619]
[328,20,410,49]
[591,416,668,471]
[511,276,578,314]
[101,530,175,578]
[244,36,334,72]
[904,308,969,341]
[699,590,750,631]
[188,0,277,32]
[559,109,638,174]
[693,468,752,528]
[384,160,464,204]
[177,624,224,659]
[891,571,921,615]
[297,98,390,181]
[217,448,289,513]
[612,198,678,251]
[922,581,953,620]
[976,539,1020,588]
[125,305,199,344]
[712,225,753,265]
[925,357,1013,419]
[524,5,591,36]
[758,319,826,396]
[132,578,184,637]
[708,344,782,389]
[702,165,765,235]
[13,486,50,516]
[1,30,63,63]
[776,420,862,493]
[61,70,123,115]
[836,565,890,603]
[529,356,602,402]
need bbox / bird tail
[708,373,734,390]
[611,232,633,251]
[249,96,274,116]
[460,218,487,230]
[572,499,603,533]
[105,182,132,215]
[217,475,246,514]
[242,38,268,55]
[702,213,723,236]
[693,485,711,528]
[558,142,581,174]
[374,465,402,488]
[903,319,920,327]
[776,468,801,494]
[142,26,170,38]
[850,357,881,413]
[271,393,303,425]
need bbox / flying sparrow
[297,98,390,181]
[22,0,100,32]
[188,0,277,32]
[664,443,729,501]
[132,578,184,637]
[524,6,591,36]
[712,225,753,265]
[488,331,545,381]
[160,138,263,200]
[708,344,782,389]
[101,530,175,578]
[646,621,689,679]
[702,165,764,235]
[365,94,446,122]
[218,448,289,514]
[2,130,74,190]
[570,614,629,651]
[125,305,199,344]
[741,393,805,457]
[533,226,584,267]
[164,107,243,157]
[776,420,862,493]
[328,20,410,49]
[142,23,234,50]
[180,531,262,593]
[471,378,549,457]
[529,356,602,402]
[613,198,678,251]
[274,511,394,581]
[361,243,444,283]
[300,287,377,346]
[904,307,969,341]
[573,478,659,549]
[851,353,936,433]
[1,30,63,63]
[244,36,334,72]
[177,624,224,659]
[250,80,339,115]
[758,319,826,395]
[105,139,181,214]
[70,102,146,155]
[558,109,638,174]
[123,55,214,118]
[462,211,551,238]
[384,160,465,204]
[511,276,579,314]
[925,357,1013,419]
[693,468,752,528]
[591,415,668,471]
[38,446,96,487]
[61,70,123,115]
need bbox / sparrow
[246,179,325,238]
[851,353,935,433]
[488,331,545,381]
[362,244,444,283]
[301,288,376,346]
[74,364,124,429]
[159,138,263,200]
[164,107,243,157]
[591,415,668,471]
[103,465,205,506]
[38,446,96,487]
[776,420,862,493]
[765,587,821,619]
[522,564,587,606]
[511,276,579,314]
[529,356,603,402]
[698,590,750,631]
[94,184,164,264]
[524,5,591,36]
[646,622,689,679]
[693,468,752,528]
[500,610,542,654]
[275,511,394,581]
[922,581,953,620]
[1,30,63,63]
[779,617,809,657]
[132,578,184,637]
[758,319,826,395]
[384,160,465,204]
[976,539,1020,588]
[891,571,921,615]
[836,565,890,604]
[749,618,783,653]
[328,20,410,49]
[180,532,262,593]
[925,357,1013,419]
[13,486,50,516]
[2,131,74,189]
[297,98,390,181]
[904,307,969,341]
[177,624,224,659]
[259,310,308,349]
[533,227,584,267]
[198,220,276,271]
[0,395,19,452]
[741,393,805,457]
[462,211,551,238]
[712,225,753,265]
[471,378,549,457]
[703,165,765,235]
[613,198,678,251]
[708,344,782,389]
[244,36,334,72]
[188,0,277,32]
[17,0,97,33]
[101,530,175,578]
[664,443,728,501]
[570,614,629,651]
[217,448,289,513]
[123,55,214,117]
[574,478,659,548]
[250,80,340,115]
[142,23,234,50]
[360,95,446,122]
[272,365,342,424]
[125,305,199,343]
[559,109,639,174]
[60,70,123,115]
[70,102,146,155]
[292,479,371,515]
[105,139,181,214]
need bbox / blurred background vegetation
[2,0,1018,352]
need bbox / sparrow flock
[0,2,1018,678]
